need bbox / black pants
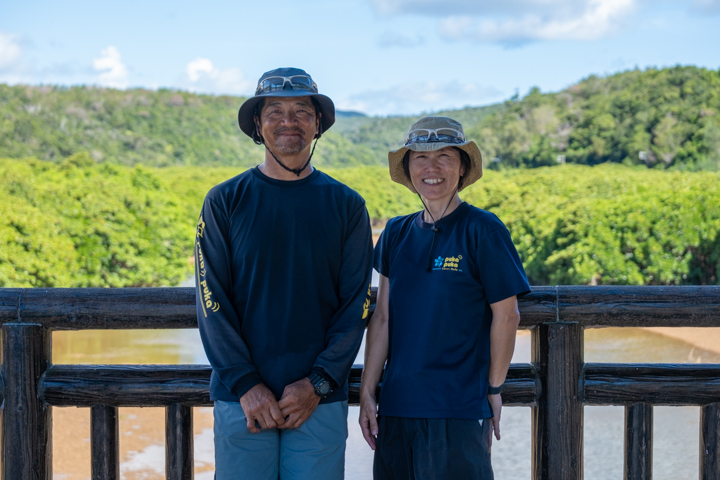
[373,416,494,480]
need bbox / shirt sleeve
[476,227,531,304]
[373,222,391,277]
[312,202,373,387]
[195,196,262,400]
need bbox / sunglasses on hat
[255,75,318,96]
[405,127,466,146]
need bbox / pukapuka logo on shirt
[432,255,463,272]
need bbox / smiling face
[408,147,465,203]
[256,96,320,156]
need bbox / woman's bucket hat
[388,116,483,193]
[237,67,336,138]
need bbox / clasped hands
[239,378,321,433]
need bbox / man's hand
[359,393,379,450]
[239,384,285,433]
[277,378,321,429]
[488,393,502,446]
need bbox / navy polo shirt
[374,202,530,419]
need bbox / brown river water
[48,323,720,480]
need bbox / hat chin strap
[266,138,319,177]
[419,185,459,272]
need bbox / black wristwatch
[308,372,333,399]
[488,383,504,395]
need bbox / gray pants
[213,400,348,480]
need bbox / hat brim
[388,141,484,194]
[238,91,335,138]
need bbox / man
[195,67,373,479]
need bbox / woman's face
[408,147,465,203]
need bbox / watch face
[318,381,331,396]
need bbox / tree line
[2,156,717,288]
[1,65,719,170]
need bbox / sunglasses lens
[289,76,316,91]
[437,128,465,141]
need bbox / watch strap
[488,384,504,395]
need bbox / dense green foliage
[3,66,719,171]
[473,66,720,171]
[2,158,718,287]
[1,154,189,287]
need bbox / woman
[359,116,531,479]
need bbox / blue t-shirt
[374,202,530,419]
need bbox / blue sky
[1,0,719,115]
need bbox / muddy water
[51,325,720,480]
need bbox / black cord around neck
[419,188,459,272]
[266,138,318,177]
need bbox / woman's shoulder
[461,204,508,236]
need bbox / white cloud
[0,32,23,72]
[370,0,638,44]
[183,58,254,96]
[92,46,128,88]
[336,80,503,116]
[439,0,635,44]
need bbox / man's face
[256,97,320,155]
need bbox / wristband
[488,384,503,395]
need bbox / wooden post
[624,403,652,480]
[91,405,119,480]
[166,403,193,480]
[1,323,52,480]
[700,403,720,480]
[532,322,583,480]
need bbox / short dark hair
[251,97,323,145]
[402,147,472,189]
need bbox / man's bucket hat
[388,116,483,194]
[238,67,335,138]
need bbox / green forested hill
[2,65,719,170]
[2,157,718,288]
[472,66,720,170]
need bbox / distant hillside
[1,65,719,169]
[472,65,720,171]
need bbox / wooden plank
[166,404,193,480]
[12,288,198,330]
[0,288,21,322]
[518,287,558,327]
[1,286,559,330]
[583,364,720,405]
[91,405,119,480]
[624,403,652,480]
[41,365,212,407]
[1,323,52,480]
[41,363,538,408]
[700,403,720,480]
[532,322,583,480]
[559,285,720,327]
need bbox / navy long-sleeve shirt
[194,167,373,404]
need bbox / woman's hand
[359,392,380,450]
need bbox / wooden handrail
[1,285,719,480]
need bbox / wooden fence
[0,286,719,479]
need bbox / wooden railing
[1,286,719,480]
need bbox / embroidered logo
[362,283,371,320]
[196,215,205,239]
[432,254,463,272]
